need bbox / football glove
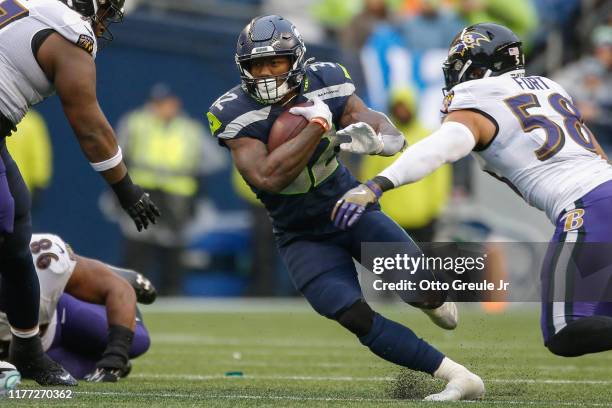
[111,174,161,231]
[331,181,382,229]
[336,122,384,155]
[125,193,160,232]
[289,97,332,131]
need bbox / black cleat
[85,367,121,383]
[85,361,131,383]
[120,360,132,378]
[112,267,157,305]
[15,354,77,386]
[9,335,77,386]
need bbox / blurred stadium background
[16,0,611,298]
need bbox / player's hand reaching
[289,97,332,131]
[125,193,161,232]
[111,174,161,231]
[336,122,384,155]
[331,181,382,229]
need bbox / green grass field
[4,299,612,407]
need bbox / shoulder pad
[443,81,480,113]
[207,87,271,141]
[30,233,76,276]
[303,62,355,101]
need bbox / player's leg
[541,193,612,357]
[0,142,76,385]
[283,238,483,400]
[349,210,457,330]
[106,264,158,305]
[56,294,150,358]
[46,294,149,379]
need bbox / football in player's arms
[207,15,483,401]
[0,233,156,382]
[334,23,612,361]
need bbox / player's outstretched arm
[36,33,160,231]
[65,256,137,330]
[227,99,332,193]
[336,94,406,156]
[332,110,494,229]
[65,255,137,381]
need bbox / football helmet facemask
[59,0,125,41]
[442,22,525,94]
[236,15,307,104]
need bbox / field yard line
[133,373,612,385]
[73,391,612,407]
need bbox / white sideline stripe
[73,391,612,407]
[133,373,612,385]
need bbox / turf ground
[4,299,612,407]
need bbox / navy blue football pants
[0,139,40,330]
[279,210,445,374]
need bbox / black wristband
[111,173,142,209]
[371,176,395,192]
[96,325,134,369]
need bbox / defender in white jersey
[0,233,156,382]
[334,23,612,371]
[0,0,159,386]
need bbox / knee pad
[336,300,375,337]
[546,316,612,357]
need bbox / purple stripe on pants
[541,180,612,343]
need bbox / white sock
[10,326,39,339]
[433,357,468,381]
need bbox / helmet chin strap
[457,59,472,83]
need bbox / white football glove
[337,122,384,155]
[289,97,332,131]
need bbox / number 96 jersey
[0,233,76,348]
[444,74,612,222]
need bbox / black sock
[546,316,612,357]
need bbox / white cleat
[422,302,458,330]
[424,371,485,401]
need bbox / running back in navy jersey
[207,62,366,243]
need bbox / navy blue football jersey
[207,62,363,244]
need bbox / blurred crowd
[11,0,611,297]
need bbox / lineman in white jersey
[0,233,156,382]
[0,0,159,385]
[333,22,612,398]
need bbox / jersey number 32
[504,92,596,161]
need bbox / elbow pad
[379,121,475,187]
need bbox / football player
[334,23,612,363]
[207,15,484,401]
[0,233,156,382]
[0,0,160,385]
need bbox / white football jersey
[0,233,77,350]
[445,72,612,222]
[0,0,97,126]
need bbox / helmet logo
[449,31,491,57]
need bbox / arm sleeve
[379,121,476,187]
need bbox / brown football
[267,101,312,152]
